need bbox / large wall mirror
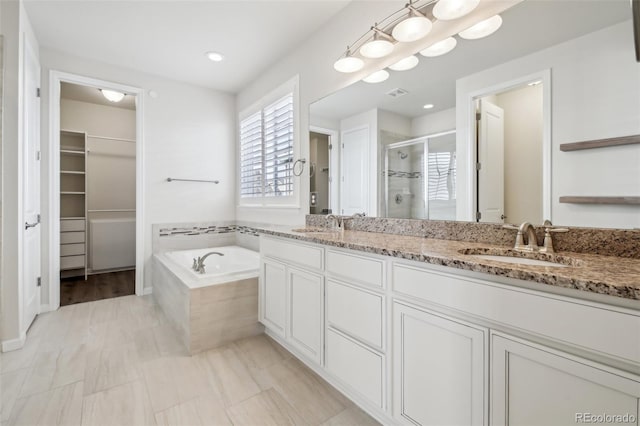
[309,0,640,229]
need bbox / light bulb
[359,39,394,59]
[459,15,503,40]
[389,55,419,71]
[206,51,224,62]
[433,0,480,21]
[420,37,457,57]
[392,15,432,42]
[333,56,364,73]
[363,70,390,83]
[423,104,434,109]
[101,89,125,103]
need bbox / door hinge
[328,143,333,150]
[476,112,481,121]
[36,88,41,98]
[36,151,41,161]
[476,211,482,221]
[37,277,41,287]
[476,162,481,171]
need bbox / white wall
[1,0,39,347]
[456,21,640,228]
[39,49,236,301]
[495,84,543,225]
[61,98,136,140]
[411,107,456,137]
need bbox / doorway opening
[474,80,546,224]
[309,127,338,215]
[49,72,144,311]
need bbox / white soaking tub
[153,246,263,353]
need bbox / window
[239,81,297,204]
[428,151,456,201]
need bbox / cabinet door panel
[260,259,287,337]
[289,267,323,363]
[491,334,640,426]
[394,302,487,426]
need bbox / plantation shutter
[263,93,294,197]
[428,151,456,200]
[239,111,263,198]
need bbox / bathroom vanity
[258,229,640,425]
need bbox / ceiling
[24,0,351,93]
[61,82,137,110]
[311,0,634,120]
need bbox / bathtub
[153,246,263,353]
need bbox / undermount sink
[291,227,340,234]
[458,248,581,268]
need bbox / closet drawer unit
[61,231,85,244]
[61,255,85,270]
[261,237,323,271]
[327,279,384,349]
[326,328,384,409]
[61,219,85,232]
[326,249,384,288]
[60,243,85,257]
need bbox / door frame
[462,69,551,222]
[309,125,338,214]
[47,71,145,310]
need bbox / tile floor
[0,295,380,426]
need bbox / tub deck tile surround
[0,295,378,426]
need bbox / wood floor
[61,270,135,306]
[0,295,380,426]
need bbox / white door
[393,302,487,426]
[23,38,41,330]
[340,126,369,215]
[259,258,287,338]
[477,100,505,223]
[491,334,640,426]
[288,267,323,363]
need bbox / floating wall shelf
[559,196,640,205]
[560,134,640,152]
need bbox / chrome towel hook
[293,159,307,176]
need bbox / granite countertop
[257,227,640,302]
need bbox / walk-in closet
[59,82,136,305]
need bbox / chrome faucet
[539,220,568,253]
[192,251,224,274]
[503,222,540,252]
[326,214,344,231]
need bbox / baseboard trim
[40,303,52,313]
[264,328,395,425]
[143,287,153,296]
[2,332,27,352]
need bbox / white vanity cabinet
[259,258,287,337]
[393,302,487,426]
[491,333,640,426]
[287,267,324,363]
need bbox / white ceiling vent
[386,88,409,98]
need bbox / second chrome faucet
[503,220,568,253]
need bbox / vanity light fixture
[423,103,435,109]
[392,2,432,43]
[206,51,225,62]
[360,27,395,59]
[420,37,457,57]
[333,48,365,73]
[389,55,420,71]
[433,0,480,21]
[458,15,503,40]
[100,89,125,103]
[363,69,390,83]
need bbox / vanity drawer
[326,249,384,288]
[61,255,85,270]
[326,328,384,409]
[61,219,85,232]
[61,231,85,244]
[60,243,85,257]
[261,236,323,271]
[327,279,383,349]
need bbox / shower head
[398,151,408,159]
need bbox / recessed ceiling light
[363,70,390,84]
[423,103,434,109]
[206,51,224,62]
[458,15,503,40]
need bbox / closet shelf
[559,134,640,152]
[61,170,85,175]
[61,191,86,195]
[559,196,640,205]
[61,149,85,156]
[61,216,85,220]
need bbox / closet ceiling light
[206,51,224,62]
[101,89,125,103]
[420,37,457,57]
[363,70,390,83]
[458,15,503,40]
[392,9,432,42]
[389,55,419,71]
[433,0,480,21]
[333,55,365,73]
[423,103,434,109]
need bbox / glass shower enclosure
[384,130,457,220]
